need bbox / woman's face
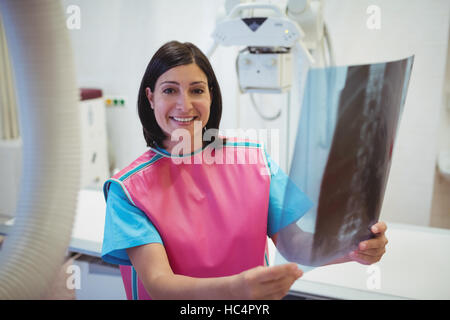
[146,63,211,151]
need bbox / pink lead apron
[104,140,272,300]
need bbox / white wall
[64,0,450,227]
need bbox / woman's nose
[176,92,193,111]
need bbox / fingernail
[372,226,378,233]
[360,243,366,250]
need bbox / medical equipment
[0,12,19,141]
[207,0,332,120]
[209,2,312,93]
[0,13,21,220]
[212,4,302,48]
[236,47,293,93]
[0,139,21,220]
[0,0,80,299]
[0,89,109,219]
[79,89,110,189]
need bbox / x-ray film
[275,56,414,271]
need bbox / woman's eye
[192,88,204,94]
[163,88,175,94]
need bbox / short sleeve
[101,182,163,266]
[266,153,314,237]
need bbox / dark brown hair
[137,41,223,149]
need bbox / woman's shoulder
[220,136,264,148]
[111,148,161,180]
[103,148,161,201]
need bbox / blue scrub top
[102,153,313,266]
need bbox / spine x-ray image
[275,56,414,270]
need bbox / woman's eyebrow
[159,80,207,86]
[160,81,179,86]
[190,81,207,85]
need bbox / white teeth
[173,117,195,122]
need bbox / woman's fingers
[359,236,388,251]
[241,263,303,299]
[258,268,302,299]
[349,247,386,265]
[371,221,387,234]
[254,263,301,283]
[354,247,386,257]
[350,252,379,265]
[352,221,388,265]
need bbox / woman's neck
[162,135,204,156]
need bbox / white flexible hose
[0,0,80,299]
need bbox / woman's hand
[348,221,389,265]
[129,243,302,300]
[230,263,303,300]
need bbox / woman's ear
[145,87,154,109]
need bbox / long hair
[137,41,223,149]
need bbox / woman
[101,41,388,300]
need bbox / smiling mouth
[170,116,198,123]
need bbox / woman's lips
[169,116,199,125]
